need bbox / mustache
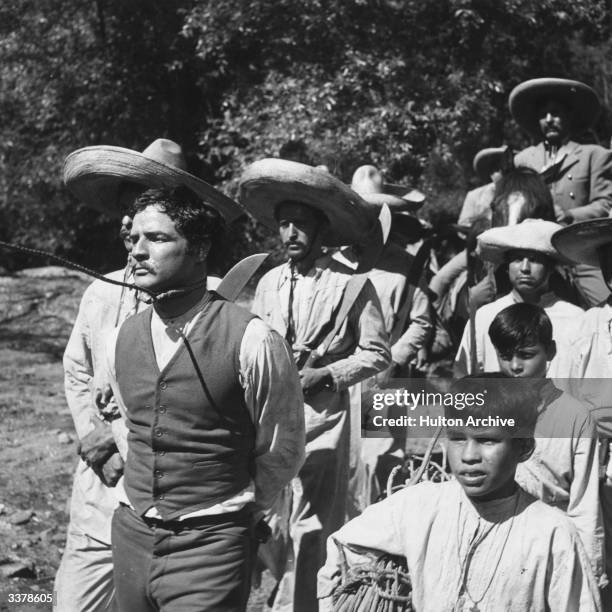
[133,262,154,273]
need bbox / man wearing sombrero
[57,140,294,611]
[240,159,390,611]
[458,145,512,227]
[56,138,189,611]
[454,218,583,378]
[510,77,612,306]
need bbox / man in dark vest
[106,186,305,611]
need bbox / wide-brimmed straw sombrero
[552,218,612,267]
[509,78,601,136]
[349,165,425,212]
[473,146,509,182]
[238,158,376,246]
[477,219,569,266]
[64,139,244,223]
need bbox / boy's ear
[546,340,557,362]
[516,438,535,463]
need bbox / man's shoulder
[545,297,585,316]
[475,293,513,320]
[542,388,593,430]
[515,143,543,163]
[257,264,286,289]
[79,268,135,311]
[521,491,582,539]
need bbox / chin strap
[0,239,206,304]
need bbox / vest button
[158,494,165,500]
[570,192,575,198]
[155,428,163,437]
[154,470,164,478]
[568,174,572,180]
[159,381,168,390]
[158,405,166,414]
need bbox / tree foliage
[0,0,610,271]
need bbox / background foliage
[1,0,611,272]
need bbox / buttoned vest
[115,296,255,520]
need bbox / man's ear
[546,340,557,362]
[516,438,535,463]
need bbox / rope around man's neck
[0,239,207,303]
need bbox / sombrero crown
[472,146,509,182]
[350,165,425,212]
[64,138,243,223]
[477,219,568,266]
[509,78,601,136]
[238,159,376,247]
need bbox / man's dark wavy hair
[130,186,225,255]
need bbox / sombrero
[477,219,569,266]
[238,158,376,246]
[349,165,425,211]
[473,146,509,182]
[509,78,601,136]
[552,218,612,267]
[64,139,244,223]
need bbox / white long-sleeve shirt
[318,480,601,611]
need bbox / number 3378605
[8,593,53,603]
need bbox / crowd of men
[50,76,612,611]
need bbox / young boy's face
[447,426,530,502]
[495,342,552,378]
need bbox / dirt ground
[0,270,271,611]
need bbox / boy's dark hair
[446,373,539,436]
[130,186,225,255]
[488,303,553,355]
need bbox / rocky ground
[0,268,269,611]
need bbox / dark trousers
[111,504,256,612]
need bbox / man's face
[495,342,553,378]
[537,99,570,145]
[598,242,612,291]
[129,204,205,292]
[277,202,322,263]
[506,249,552,297]
[447,426,526,501]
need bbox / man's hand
[555,209,574,225]
[468,275,495,311]
[79,418,117,471]
[97,452,124,488]
[299,367,333,396]
[414,347,428,370]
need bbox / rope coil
[332,541,413,612]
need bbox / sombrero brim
[509,78,600,136]
[358,189,425,211]
[64,146,244,223]
[477,220,570,266]
[238,159,376,246]
[552,218,612,267]
[473,147,508,181]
